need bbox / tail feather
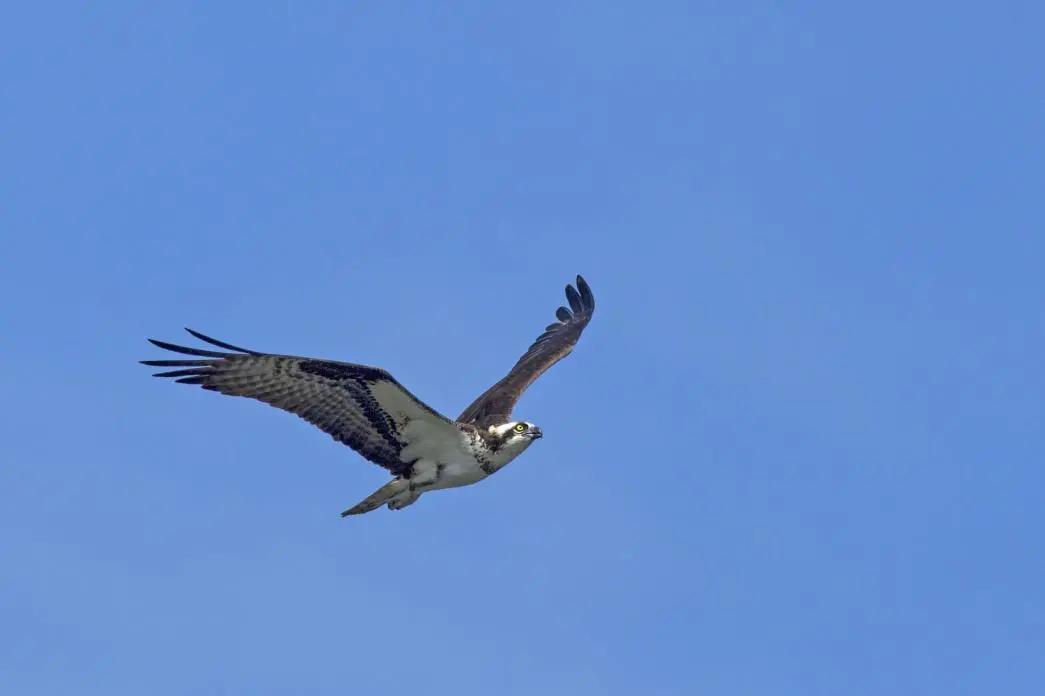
[341,479,407,517]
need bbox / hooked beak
[530,427,543,440]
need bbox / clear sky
[3,2,1043,694]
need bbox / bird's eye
[513,423,527,433]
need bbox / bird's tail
[341,478,409,517]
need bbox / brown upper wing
[457,275,595,428]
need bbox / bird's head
[489,421,543,452]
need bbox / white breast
[397,422,485,490]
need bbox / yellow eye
[513,423,527,433]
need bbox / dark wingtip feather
[175,376,208,385]
[575,275,595,312]
[152,368,210,378]
[184,328,259,355]
[555,306,572,322]
[147,338,229,358]
[141,359,211,367]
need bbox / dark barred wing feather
[142,329,454,476]
[458,275,595,427]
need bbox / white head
[489,420,543,455]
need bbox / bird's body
[346,421,540,513]
[141,275,595,515]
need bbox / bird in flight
[141,275,596,516]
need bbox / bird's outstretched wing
[457,275,596,427]
[141,329,459,477]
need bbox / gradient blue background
[3,3,1043,694]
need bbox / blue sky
[3,2,1043,694]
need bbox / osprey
[141,275,595,515]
